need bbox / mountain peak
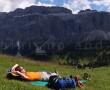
[9,5,72,16]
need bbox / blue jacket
[53,78,76,89]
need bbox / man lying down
[6,64,59,81]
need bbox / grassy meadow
[0,55,110,90]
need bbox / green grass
[0,55,110,90]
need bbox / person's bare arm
[11,64,19,72]
[77,81,84,88]
[16,71,29,79]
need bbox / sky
[0,0,110,14]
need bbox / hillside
[0,55,110,90]
[1,6,110,56]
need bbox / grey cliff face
[0,6,110,55]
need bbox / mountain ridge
[0,6,110,56]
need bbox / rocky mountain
[0,6,110,56]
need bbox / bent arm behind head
[11,64,19,72]
[16,71,29,80]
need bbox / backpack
[48,75,76,90]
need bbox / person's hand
[12,70,17,74]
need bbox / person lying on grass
[7,64,59,81]
[48,75,85,90]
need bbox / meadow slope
[0,55,110,90]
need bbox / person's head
[15,66,22,72]
[74,75,81,85]
[74,75,80,80]
[15,66,26,73]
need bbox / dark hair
[6,73,22,80]
[15,66,22,72]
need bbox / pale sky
[0,0,110,14]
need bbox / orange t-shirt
[26,72,42,80]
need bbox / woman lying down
[7,64,59,81]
